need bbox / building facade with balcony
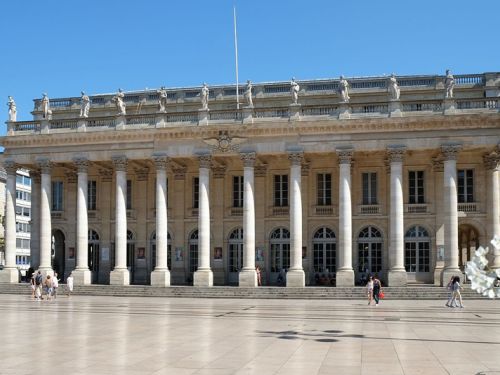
[0,72,499,287]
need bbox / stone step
[0,283,486,299]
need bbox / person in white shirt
[66,273,74,297]
[366,276,374,306]
[52,272,60,299]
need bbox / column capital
[484,150,500,171]
[36,157,52,174]
[152,153,169,170]
[111,155,128,171]
[73,157,89,173]
[441,144,462,161]
[198,155,212,169]
[240,152,256,167]
[3,159,18,175]
[336,149,354,164]
[134,167,149,181]
[173,166,187,180]
[212,165,226,179]
[288,152,304,166]
[65,171,78,184]
[387,146,406,163]
[29,169,41,183]
[99,168,113,182]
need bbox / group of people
[446,276,464,308]
[29,271,73,300]
[366,275,383,306]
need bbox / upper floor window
[457,169,474,203]
[233,176,243,208]
[408,171,425,204]
[362,172,377,205]
[88,180,97,210]
[15,205,31,217]
[193,177,199,209]
[274,175,288,207]
[317,173,332,206]
[16,174,31,186]
[16,190,31,202]
[51,181,64,211]
[126,180,132,209]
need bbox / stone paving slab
[1,294,500,375]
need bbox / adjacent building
[0,72,499,287]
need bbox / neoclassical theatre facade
[0,72,499,287]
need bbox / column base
[335,269,354,286]
[286,269,305,287]
[387,269,407,286]
[443,99,456,115]
[0,268,19,283]
[110,268,130,286]
[151,269,171,287]
[72,269,92,286]
[441,268,462,287]
[338,103,351,119]
[193,269,213,287]
[239,269,257,287]
[389,100,403,117]
[198,109,209,126]
[289,103,301,121]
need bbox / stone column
[484,150,500,269]
[37,158,53,276]
[387,146,407,286]
[0,160,19,282]
[72,157,91,285]
[336,149,355,286]
[151,154,171,286]
[110,156,129,285]
[29,170,41,270]
[441,144,462,283]
[193,155,213,286]
[239,153,257,287]
[287,152,305,287]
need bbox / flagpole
[233,6,240,110]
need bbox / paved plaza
[1,294,500,375]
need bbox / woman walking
[445,276,456,307]
[450,276,464,308]
[372,275,382,306]
[366,276,374,305]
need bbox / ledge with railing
[313,205,336,216]
[458,202,477,213]
[405,204,428,214]
[358,204,380,215]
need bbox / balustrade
[50,119,79,130]
[358,205,380,215]
[405,204,428,213]
[166,112,198,123]
[125,114,156,126]
[457,202,477,213]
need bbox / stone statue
[112,89,126,115]
[7,96,16,122]
[80,91,90,118]
[41,93,52,119]
[290,78,300,104]
[244,80,253,107]
[445,69,455,99]
[200,83,209,110]
[388,74,400,100]
[338,76,350,103]
[157,86,168,113]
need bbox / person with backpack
[372,275,382,306]
[34,271,43,300]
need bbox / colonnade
[1,145,500,286]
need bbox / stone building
[0,72,499,287]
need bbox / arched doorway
[228,227,243,284]
[88,229,100,284]
[270,227,290,285]
[52,230,65,280]
[126,230,136,283]
[188,230,199,282]
[357,226,383,280]
[150,231,172,279]
[312,227,336,275]
[404,225,430,283]
[458,224,479,270]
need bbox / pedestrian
[256,266,262,286]
[450,276,464,308]
[52,272,59,299]
[373,275,382,306]
[44,275,53,301]
[66,272,74,297]
[30,273,36,299]
[34,271,43,300]
[366,276,374,305]
[445,276,456,307]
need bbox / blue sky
[1,0,499,130]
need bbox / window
[126,180,132,209]
[404,225,430,272]
[52,181,64,211]
[317,173,332,206]
[362,172,377,205]
[16,190,31,201]
[16,174,31,186]
[270,227,290,273]
[233,176,244,208]
[16,222,31,233]
[16,238,30,249]
[193,177,199,209]
[274,175,288,207]
[457,169,474,203]
[358,226,383,273]
[313,227,336,273]
[88,180,97,210]
[408,171,425,204]
[15,206,31,217]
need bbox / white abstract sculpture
[244,80,253,107]
[158,86,168,113]
[388,74,400,100]
[7,96,16,122]
[200,83,209,110]
[445,69,455,99]
[113,89,126,115]
[338,76,350,103]
[80,91,90,118]
[465,236,500,298]
[290,78,300,104]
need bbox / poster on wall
[137,247,145,259]
[101,247,109,261]
[256,247,264,261]
[175,247,183,261]
[214,247,223,260]
[68,247,75,259]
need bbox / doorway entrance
[228,227,243,284]
[458,224,479,270]
[52,229,65,280]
